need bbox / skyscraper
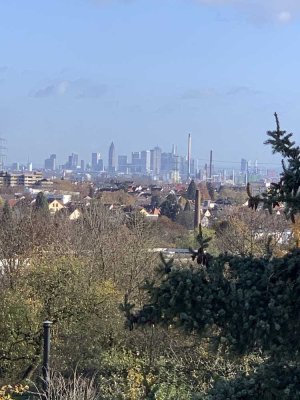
[141,150,150,174]
[66,153,78,170]
[118,155,128,173]
[44,154,56,170]
[131,152,141,174]
[187,134,191,179]
[108,142,116,173]
[91,152,101,171]
[241,158,247,173]
[150,146,161,177]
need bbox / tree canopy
[249,113,300,222]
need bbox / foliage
[96,349,195,400]
[124,225,300,398]
[214,206,290,257]
[217,187,248,206]
[35,192,49,213]
[0,384,28,400]
[206,182,215,201]
[0,256,123,383]
[176,210,194,230]
[186,180,197,201]
[99,190,134,207]
[156,216,187,247]
[249,113,300,222]
[1,202,12,224]
[159,194,180,222]
[207,362,300,400]
[130,249,300,356]
[151,194,162,208]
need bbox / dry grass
[31,371,99,400]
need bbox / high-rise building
[141,150,150,174]
[44,154,56,170]
[241,158,247,173]
[73,153,79,169]
[161,152,173,174]
[150,146,162,176]
[11,162,20,171]
[27,162,33,172]
[98,159,104,172]
[108,142,116,173]
[0,138,6,171]
[91,152,101,171]
[118,155,128,174]
[187,134,191,178]
[66,153,79,169]
[131,152,141,173]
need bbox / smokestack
[194,189,201,230]
[209,150,213,180]
[188,134,191,179]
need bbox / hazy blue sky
[1,0,300,168]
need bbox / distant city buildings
[45,154,56,171]
[91,152,102,171]
[141,150,150,174]
[118,155,128,174]
[66,153,79,170]
[151,146,162,177]
[108,142,116,173]
[5,133,280,185]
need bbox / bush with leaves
[207,362,300,400]
[128,247,300,354]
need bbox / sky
[1,0,300,168]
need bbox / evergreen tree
[206,181,215,201]
[151,194,161,208]
[160,194,180,221]
[249,113,300,222]
[184,200,191,211]
[35,191,49,213]
[186,180,197,200]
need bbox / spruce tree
[206,181,215,201]
[35,191,49,213]
[184,199,191,211]
[186,180,197,200]
[249,113,300,222]
[160,193,180,221]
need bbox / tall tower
[108,142,116,173]
[92,152,101,171]
[141,150,150,174]
[209,150,213,180]
[0,137,6,171]
[187,134,191,179]
[150,146,161,177]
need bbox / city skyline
[4,140,282,172]
[1,0,299,166]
